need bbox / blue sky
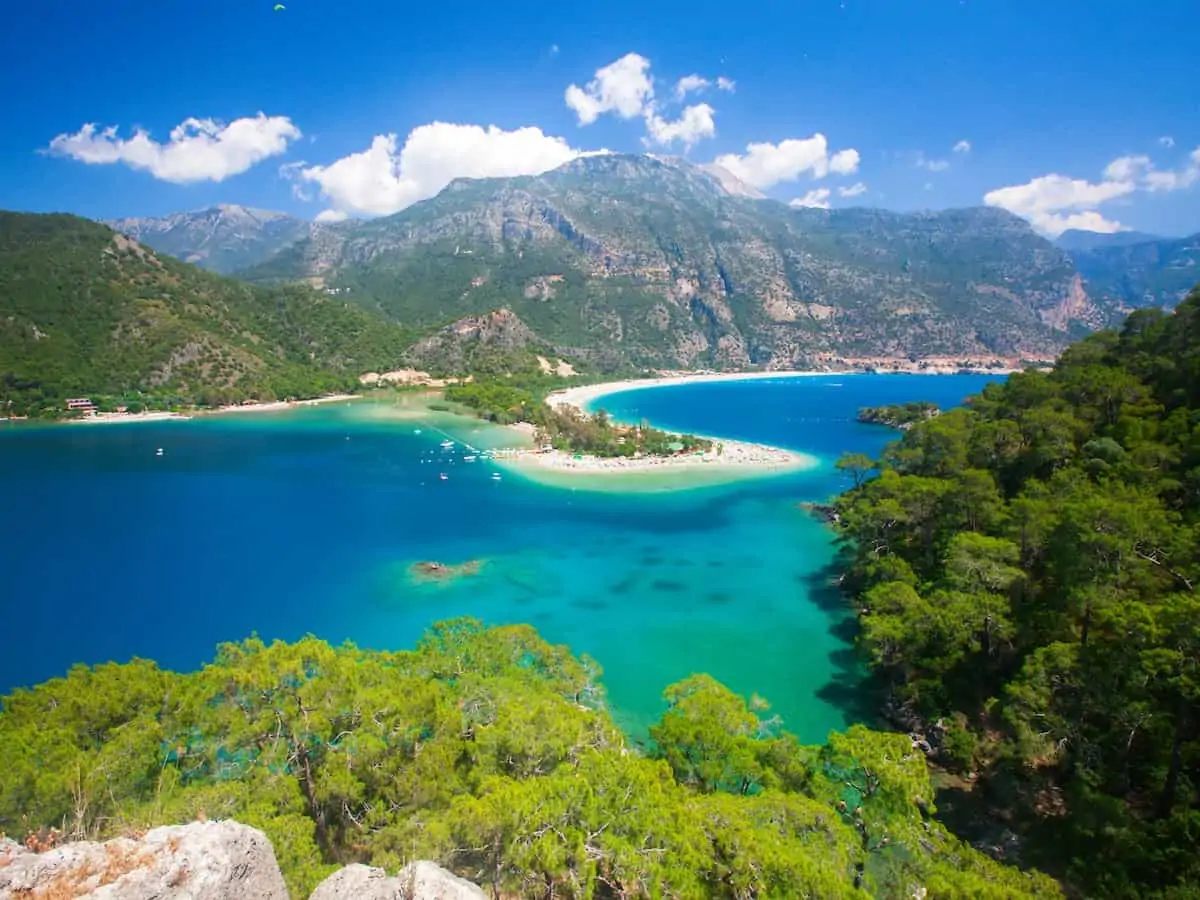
[2,0,1198,236]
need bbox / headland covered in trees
[831,284,1200,897]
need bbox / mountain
[0,212,415,416]
[1065,232,1200,311]
[104,204,320,274]
[237,154,1100,369]
[1055,228,1166,251]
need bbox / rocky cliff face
[237,154,1099,368]
[0,822,486,900]
[1064,231,1200,312]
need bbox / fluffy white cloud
[565,53,654,125]
[988,145,1200,236]
[953,139,971,154]
[1103,154,1151,182]
[1159,135,1175,148]
[789,188,831,209]
[674,74,735,99]
[297,122,593,218]
[839,182,868,197]
[1139,147,1200,192]
[713,134,860,190]
[644,103,716,149]
[674,74,710,99]
[46,113,300,183]
[984,173,1134,235]
[566,52,728,149]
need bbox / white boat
[439,473,449,481]
[155,448,164,456]
[413,428,422,435]
[440,440,455,449]
[463,455,477,462]
[491,473,502,481]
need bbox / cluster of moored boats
[419,434,514,483]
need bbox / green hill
[834,281,1200,896]
[0,211,415,417]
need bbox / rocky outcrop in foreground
[310,862,485,900]
[0,821,485,900]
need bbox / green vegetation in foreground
[0,212,415,418]
[0,620,1059,899]
[832,283,1200,897]
[446,376,712,457]
[856,401,941,430]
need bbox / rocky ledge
[0,821,485,900]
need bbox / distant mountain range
[1054,229,1167,251]
[104,204,322,275]
[105,155,1149,369]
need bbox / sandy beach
[208,394,362,415]
[68,410,192,425]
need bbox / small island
[443,379,711,459]
[856,401,940,430]
[408,559,485,584]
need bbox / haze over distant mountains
[97,153,1199,372]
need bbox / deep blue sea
[0,374,1002,742]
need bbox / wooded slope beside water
[834,283,1200,897]
[0,621,1060,899]
[0,212,414,416]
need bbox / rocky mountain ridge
[233,154,1103,368]
[106,155,1199,371]
[1063,230,1200,311]
[105,205,324,275]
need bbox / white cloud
[716,76,736,92]
[46,113,300,183]
[984,173,1135,236]
[713,133,860,190]
[550,44,560,55]
[314,209,348,223]
[839,182,868,197]
[565,53,654,125]
[1103,155,1151,182]
[297,122,592,218]
[644,103,716,150]
[1159,135,1175,148]
[953,139,971,154]
[789,188,831,209]
[915,151,950,172]
[983,143,1200,236]
[674,74,710,100]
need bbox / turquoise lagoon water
[0,374,1002,742]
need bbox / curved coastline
[495,372,826,491]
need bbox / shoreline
[547,368,1018,417]
[205,394,362,416]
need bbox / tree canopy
[833,284,1200,897]
[0,621,1058,899]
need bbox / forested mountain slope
[236,155,1100,369]
[0,212,414,416]
[834,282,1200,897]
[1066,231,1200,311]
[0,621,1061,899]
